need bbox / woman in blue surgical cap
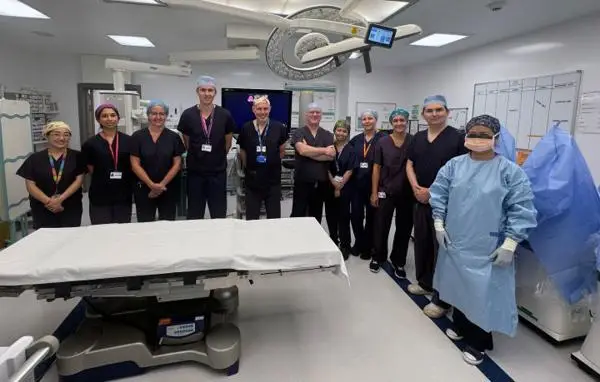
[429,114,537,366]
[348,109,385,259]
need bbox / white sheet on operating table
[0,218,347,286]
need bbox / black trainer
[360,251,371,260]
[369,260,380,273]
[462,345,484,366]
[340,247,350,260]
[350,246,360,257]
[392,264,406,279]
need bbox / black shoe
[392,264,406,279]
[340,247,350,260]
[359,251,371,260]
[369,260,380,273]
[462,345,484,366]
[350,246,360,257]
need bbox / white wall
[402,13,600,182]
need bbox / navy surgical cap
[361,109,379,120]
[466,114,501,135]
[423,95,447,108]
[389,108,409,122]
[146,99,169,116]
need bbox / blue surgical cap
[146,100,169,116]
[196,75,216,88]
[423,95,447,108]
[466,114,501,135]
[361,109,379,120]
[307,102,322,111]
[389,108,409,123]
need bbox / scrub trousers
[245,184,281,220]
[373,193,414,266]
[89,203,132,225]
[186,171,227,219]
[453,308,494,352]
[413,202,450,309]
[134,183,178,222]
[325,186,352,248]
[291,180,328,223]
[32,204,82,229]
[351,185,376,257]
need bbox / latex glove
[490,238,518,266]
[434,219,451,250]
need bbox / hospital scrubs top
[330,143,357,178]
[17,148,86,211]
[237,119,288,189]
[82,132,134,206]
[130,128,186,184]
[348,131,385,189]
[177,105,236,174]
[373,134,413,197]
[407,126,467,188]
[291,126,335,183]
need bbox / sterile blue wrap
[495,125,516,162]
[522,125,600,304]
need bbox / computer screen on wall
[221,88,293,135]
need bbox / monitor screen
[221,88,293,135]
[365,24,396,48]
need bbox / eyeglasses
[466,132,496,139]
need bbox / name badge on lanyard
[49,153,66,196]
[361,138,372,170]
[255,121,269,164]
[107,133,122,180]
[200,105,215,148]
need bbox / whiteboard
[473,71,581,151]
[285,86,336,131]
[355,102,397,133]
[448,107,469,131]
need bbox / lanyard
[255,120,270,150]
[363,138,372,159]
[106,133,119,170]
[200,105,215,142]
[335,144,344,173]
[49,153,66,190]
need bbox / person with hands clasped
[17,121,86,229]
[130,100,185,222]
[324,120,356,259]
[429,114,537,366]
[369,108,414,275]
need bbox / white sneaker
[462,346,484,365]
[407,283,432,296]
[424,302,448,318]
[445,328,463,341]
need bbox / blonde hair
[253,95,270,107]
[43,121,71,136]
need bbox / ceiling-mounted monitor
[364,24,397,49]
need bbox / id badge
[378,191,387,199]
[333,176,343,183]
[201,144,212,152]
[256,146,266,153]
[256,155,267,164]
[110,171,123,180]
[256,146,262,153]
[360,162,368,169]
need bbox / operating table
[0,217,348,381]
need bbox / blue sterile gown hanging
[430,154,537,336]
[522,126,600,304]
[495,125,516,162]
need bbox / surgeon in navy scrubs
[130,100,186,222]
[348,110,385,259]
[325,120,356,259]
[237,95,288,220]
[177,75,236,219]
[82,104,134,225]
[17,121,86,229]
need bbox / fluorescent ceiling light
[0,0,50,19]
[108,35,155,47]
[506,42,564,55]
[410,33,468,47]
[104,0,166,5]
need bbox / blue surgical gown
[430,154,537,336]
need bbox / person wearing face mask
[290,103,335,222]
[237,95,288,220]
[405,95,468,319]
[429,114,537,366]
[130,100,185,222]
[177,75,236,219]
[82,104,134,224]
[348,110,385,260]
[369,108,414,275]
[17,121,86,229]
[325,120,356,259]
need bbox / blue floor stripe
[381,262,515,382]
